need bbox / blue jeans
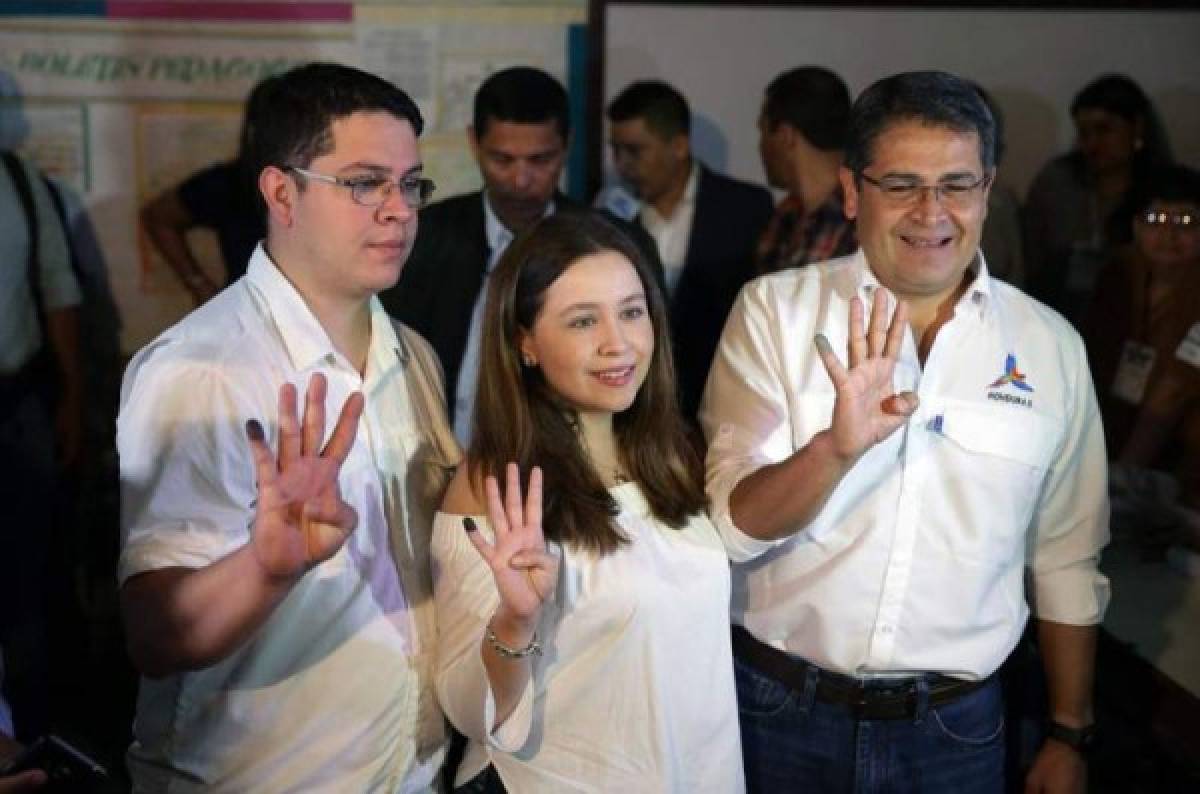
[735,655,1005,794]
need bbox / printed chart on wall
[0,1,583,352]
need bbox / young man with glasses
[117,62,457,791]
[702,71,1108,793]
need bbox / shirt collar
[682,160,700,206]
[639,160,699,226]
[854,248,994,318]
[244,243,409,376]
[482,191,554,269]
[363,296,409,386]
[780,182,845,219]
[817,183,848,217]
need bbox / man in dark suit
[606,80,773,419]
[380,67,660,444]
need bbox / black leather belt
[732,625,991,720]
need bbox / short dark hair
[245,61,423,183]
[606,80,690,141]
[1130,165,1200,213]
[762,66,850,151]
[473,66,569,141]
[845,70,996,176]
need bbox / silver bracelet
[485,625,542,659]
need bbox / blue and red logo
[989,354,1033,392]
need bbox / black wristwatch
[1046,721,1097,755]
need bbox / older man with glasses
[702,71,1108,794]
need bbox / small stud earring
[521,352,537,368]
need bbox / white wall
[605,6,1200,197]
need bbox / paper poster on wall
[356,4,580,138]
[357,24,439,126]
[419,132,483,200]
[0,5,583,352]
[0,100,88,191]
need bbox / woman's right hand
[465,463,559,627]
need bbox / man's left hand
[1025,740,1086,794]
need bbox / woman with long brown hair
[431,211,742,792]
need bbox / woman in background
[1025,74,1172,325]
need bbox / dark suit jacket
[379,191,664,424]
[661,165,773,419]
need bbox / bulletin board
[0,1,586,351]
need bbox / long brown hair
[469,210,704,554]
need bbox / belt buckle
[853,680,917,720]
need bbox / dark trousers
[0,388,56,741]
[735,653,1006,794]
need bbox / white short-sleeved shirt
[433,483,744,793]
[701,250,1111,680]
[118,246,458,792]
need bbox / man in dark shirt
[140,79,271,304]
[755,66,857,275]
[606,80,773,419]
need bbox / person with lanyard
[1024,74,1172,327]
[703,71,1109,793]
[1085,165,1200,539]
[432,212,742,793]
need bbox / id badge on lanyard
[1176,323,1200,370]
[1112,341,1156,404]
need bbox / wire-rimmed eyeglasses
[286,166,436,209]
[857,172,992,209]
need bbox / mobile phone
[1,734,108,791]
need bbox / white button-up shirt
[639,162,698,297]
[701,250,1110,680]
[433,484,744,793]
[118,246,457,792]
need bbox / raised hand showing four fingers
[815,287,919,463]
[464,463,559,623]
[244,372,364,581]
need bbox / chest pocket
[934,403,1063,562]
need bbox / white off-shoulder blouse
[432,481,744,793]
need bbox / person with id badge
[1025,75,1173,327]
[1086,165,1200,538]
